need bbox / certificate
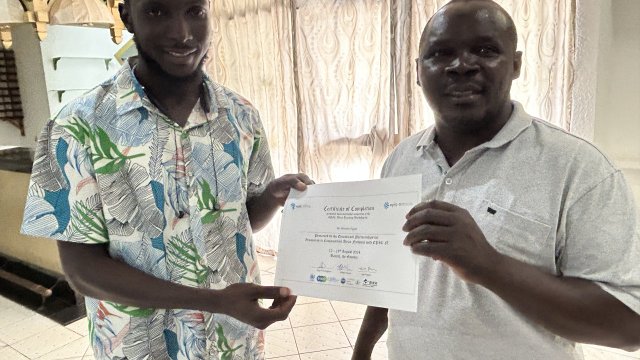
[274,175,422,312]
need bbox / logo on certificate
[310,274,315,281]
[384,202,390,209]
[362,279,379,288]
[316,275,327,283]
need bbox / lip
[448,90,481,98]
[164,48,198,58]
[444,84,483,102]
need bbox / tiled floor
[0,254,639,359]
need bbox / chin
[160,64,204,80]
[438,107,489,131]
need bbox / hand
[402,200,502,284]
[217,283,297,329]
[266,173,315,207]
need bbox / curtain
[208,0,577,252]
[208,0,298,252]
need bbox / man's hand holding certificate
[275,175,422,312]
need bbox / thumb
[254,286,291,299]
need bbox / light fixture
[25,0,49,41]
[0,0,27,49]
[48,0,115,28]
[107,0,124,44]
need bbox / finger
[403,224,450,246]
[254,286,291,299]
[411,241,449,260]
[406,200,459,218]
[267,295,297,319]
[426,200,461,212]
[292,181,308,191]
[280,174,306,192]
[296,173,315,185]
[270,295,298,309]
[403,207,454,232]
[405,202,430,218]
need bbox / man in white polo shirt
[353,0,640,359]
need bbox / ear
[415,58,421,86]
[512,51,523,80]
[119,1,135,34]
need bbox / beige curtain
[208,0,298,252]
[393,0,576,136]
[208,0,577,251]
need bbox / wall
[0,25,131,148]
[0,26,132,274]
[0,170,63,274]
[0,25,49,147]
[593,0,640,208]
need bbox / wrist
[476,250,515,291]
[189,288,226,313]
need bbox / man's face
[417,3,522,132]
[122,0,212,79]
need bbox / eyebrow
[427,35,503,47]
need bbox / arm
[352,306,388,360]
[58,241,296,329]
[247,173,314,232]
[404,201,640,350]
[480,254,640,350]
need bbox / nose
[168,15,194,44]
[446,52,479,77]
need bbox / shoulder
[52,72,120,130]
[387,128,432,162]
[209,81,259,118]
[382,128,432,177]
[522,118,620,198]
[528,118,617,172]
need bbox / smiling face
[121,0,212,80]
[417,0,522,134]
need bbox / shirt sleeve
[246,109,275,199]
[21,118,109,244]
[558,170,640,314]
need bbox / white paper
[274,175,422,312]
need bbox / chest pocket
[477,200,554,270]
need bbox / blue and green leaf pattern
[21,62,275,360]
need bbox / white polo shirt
[382,102,640,360]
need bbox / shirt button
[445,178,453,185]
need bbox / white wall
[0,25,132,148]
[0,25,49,147]
[593,0,640,207]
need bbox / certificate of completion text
[275,175,422,312]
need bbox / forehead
[425,3,510,45]
[130,0,210,9]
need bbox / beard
[134,39,207,82]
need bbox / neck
[435,102,513,166]
[134,58,203,106]
[132,58,205,127]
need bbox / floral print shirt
[21,62,275,360]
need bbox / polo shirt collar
[416,101,532,151]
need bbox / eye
[477,45,500,57]
[188,6,208,18]
[427,48,453,60]
[145,7,164,17]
